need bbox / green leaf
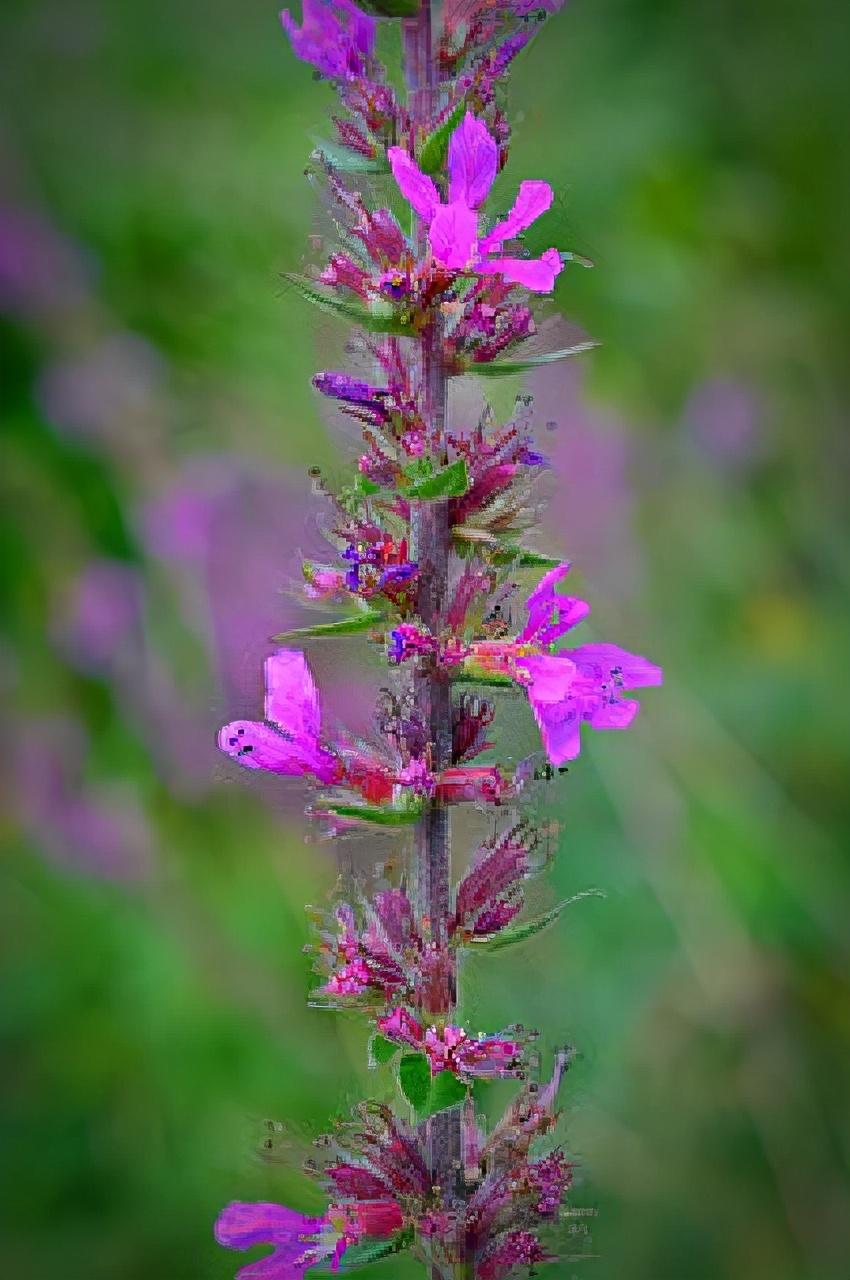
[310,138,389,174]
[312,1229,414,1275]
[407,458,469,499]
[370,1033,399,1066]
[452,667,515,688]
[272,609,385,641]
[355,473,382,496]
[355,0,420,15]
[421,1069,467,1117]
[398,1053,432,1110]
[490,546,563,568]
[417,99,466,176]
[283,274,413,336]
[467,342,599,377]
[467,891,605,950]
[322,803,423,827]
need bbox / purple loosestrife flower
[216,1197,403,1279]
[219,649,342,783]
[478,1230,549,1280]
[281,0,376,82]
[377,1008,525,1079]
[466,563,663,765]
[388,112,563,292]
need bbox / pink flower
[216,1196,401,1279]
[280,0,375,82]
[466,563,662,765]
[388,113,563,293]
[218,649,342,783]
[377,1008,524,1079]
[215,1201,333,1279]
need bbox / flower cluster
[215,2,661,1278]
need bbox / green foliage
[468,342,599,377]
[310,139,390,175]
[398,1052,431,1110]
[321,802,423,826]
[406,459,469,499]
[467,890,605,950]
[397,1053,467,1117]
[417,100,466,176]
[313,1229,415,1275]
[369,1033,399,1065]
[273,609,386,641]
[422,1068,467,1116]
[490,546,563,568]
[283,275,414,335]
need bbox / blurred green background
[2,1,849,1277]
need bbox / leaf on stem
[466,890,605,950]
[283,274,414,336]
[398,1053,432,1110]
[467,342,599,377]
[310,138,389,174]
[417,100,466,176]
[407,459,469,499]
[273,609,386,641]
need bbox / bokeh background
[2,1,849,1277]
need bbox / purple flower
[218,649,342,783]
[467,563,662,765]
[377,1008,525,1079]
[517,643,662,766]
[388,113,563,292]
[479,1230,548,1280]
[453,824,531,937]
[216,1202,329,1279]
[281,0,375,82]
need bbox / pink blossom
[466,563,662,765]
[377,1008,524,1078]
[218,649,342,783]
[216,1195,401,1280]
[281,0,375,82]
[388,113,563,293]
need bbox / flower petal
[479,247,563,293]
[218,720,308,775]
[516,653,577,703]
[448,112,498,209]
[216,1201,324,1251]
[264,649,321,741]
[589,698,640,730]
[528,698,582,765]
[429,201,479,269]
[569,643,663,690]
[387,147,440,223]
[479,180,554,252]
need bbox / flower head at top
[388,112,563,292]
[281,0,376,82]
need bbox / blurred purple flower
[533,359,641,600]
[37,332,165,450]
[57,558,142,671]
[142,455,379,739]
[15,719,154,880]
[684,378,763,470]
[0,205,90,318]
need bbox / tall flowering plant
[215,2,662,1277]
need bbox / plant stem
[403,2,464,1262]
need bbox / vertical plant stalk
[404,3,462,1265]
